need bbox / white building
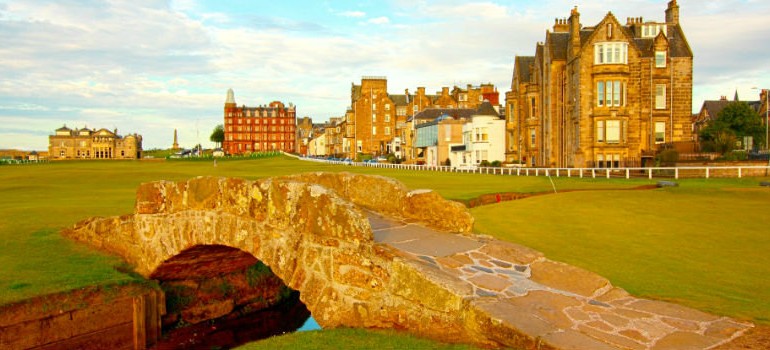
[451,101,505,167]
[308,134,327,156]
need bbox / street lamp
[752,87,769,152]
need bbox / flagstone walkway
[368,212,753,350]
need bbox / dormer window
[642,24,667,38]
[655,51,666,68]
[594,42,628,65]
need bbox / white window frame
[613,81,621,106]
[594,42,628,65]
[597,120,605,143]
[655,122,666,144]
[385,126,391,135]
[655,51,666,68]
[642,24,667,38]
[606,120,621,144]
[597,81,605,107]
[530,128,536,148]
[655,84,667,109]
[372,126,377,135]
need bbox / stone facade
[223,89,297,155]
[506,0,693,168]
[62,173,481,342]
[48,126,142,160]
[296,117,314,155]
[346,77,500,161]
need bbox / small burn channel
[149,244,313,349]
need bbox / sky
[1,0,768,150]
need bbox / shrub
[479,160,490,167]
[657,149,679,166]
[721,150,748,161]
[490,160,502,167]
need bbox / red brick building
[223,89,297,155]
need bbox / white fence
[295,155,770,180]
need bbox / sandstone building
[49,126,142,160]
[223,89,297,155]
[506,0,693,168]
[296,116,314,155]
[345,77,499,161]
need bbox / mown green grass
[472,181,770,325]
[0,156,646,305]
[2,156,768,335]
[236,328,483,350]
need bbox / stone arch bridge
[64,173,751,349]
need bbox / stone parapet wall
[0,283,162,350]
[278,172,474,233]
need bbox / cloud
[1,0,769,151]
[367,16,390,25]
[340,10,366,18]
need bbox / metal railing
[0,159,48,165]
[294,155,770,179]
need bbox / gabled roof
[668,24,693,58]
[389,94,413,106]
[56,125,71,132]
[514,56,536,84]
[549,32,569,60]
[699,100,730,120]
[94,128,116,136]
[475,101,500,117]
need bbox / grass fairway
[2,155,768,334]
[235,328,482,350]
[0,156,649,305]
[472,180,770,325]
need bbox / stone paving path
[368,212,753,350]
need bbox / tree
[700,101,764,152]
[210,124,224,148]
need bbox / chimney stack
[666,0,679,25]
[569,7,581,57]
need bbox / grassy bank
[472,180,770,325]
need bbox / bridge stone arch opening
[149,244,305,331]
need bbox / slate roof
[476,101,500,117]
[699,100,730,120]
[389,94,413,106]
[549,33,569,60]
[551,20,693,59]
[514,56,535,83]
